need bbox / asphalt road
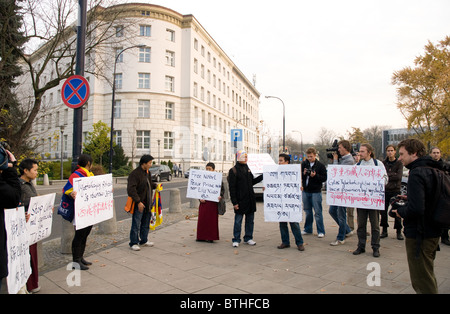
[36,178,189,243]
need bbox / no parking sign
[61,75,90,108]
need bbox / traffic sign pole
[72,0,87,172]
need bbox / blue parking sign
[231,129,243,142]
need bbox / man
[381,145,404,240]
[127,155,157,251]
[301,147,327,238]
[329,140,354,246]
[61,154,95,270]
[429,147,450,246]
[228,150,263,247]
[277,153,304,251]
[352,143,387,258]
[19,159,41,292]
[393,139,443,294]
[0,145,21,291]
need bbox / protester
[393,139,443,293]
[62,154,95,270]
[228,150,263,247]
[127,155,157,251]
[19,159,40,293]
[329,140,354,246]
[0,145,21,291]
[196,162,223,243]
[301,148,327,238]
[429,147,450,246]
[277,153,304,251]
[381,145,404,240]
[352,144,387,257]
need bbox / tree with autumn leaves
[392,36,450,156]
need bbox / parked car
[149,165,172,182]
[184,166,205,178]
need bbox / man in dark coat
[0,146,21,289]
[393,139,444,294]
[228,150,263,247]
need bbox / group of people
[190,141,448,294]
[0,138,447,294]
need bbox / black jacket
[383,157,403,193]
[397,156,443,239]
[127,166,157,209]
[301,159,327,193]
[228,162,263,215]
[0,168,22,278]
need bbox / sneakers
[318,233,325,238]
[232,239,256,247]
[130,244,140,251]
[141,241,154,247]
[232,242,239,247]
[330,239,345,246]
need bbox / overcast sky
[140,0,450,143]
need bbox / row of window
[115,25,176,42]
[114,100,174,119]
[114,73,175,92]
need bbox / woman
[196,162,223,242]
[61,154,94,270]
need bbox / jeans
[302,191,325,235]
[233,212,254,243]
[129,204,151,247]
[279,222,303,245]
[329,205,351,241]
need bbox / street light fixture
[265,96,286,153]
[109,44,146,173]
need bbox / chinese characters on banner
[186,169,222,202]
[73,174,114,230]
[326,165,386,210]
[263,164,303,222]
[4,206,32,294]
[26,193,56,245]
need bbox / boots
[380,227,388,238]
[396,230,404,240]
[72,244,89,270]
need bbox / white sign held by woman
[186,169,222,202]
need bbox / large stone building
[19,3,260,172]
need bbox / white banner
[73,174,114,230]
[186,169,222,202]
[263,164,303,222]
[247,153,276,175]
[5,206,32,294]
[326,165,386,210]
[26,193,56,245]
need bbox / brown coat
[127,166,157,209]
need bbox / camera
[326,139,340,160]
[388,195,407,218]
[304,168,313,176]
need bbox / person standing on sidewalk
[381,145,404,240]
[393,139,444,294]
[301,148,327,239]
[352,144,388,258]
[19,159,41,293]
[62,154,95,270]
[127,154,157,251]
[228,150,263,247]
[277,153,304,251]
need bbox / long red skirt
[196,201,219,241]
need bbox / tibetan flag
[150,184,163,230]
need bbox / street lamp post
[265,96,285,153]
[109,44,145,173]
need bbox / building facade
[19,3,260,172]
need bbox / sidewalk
[36,195,450,294]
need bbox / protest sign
[73,174,114,230]
[186,169,222,202]
[5,206,32,294]
[263,164,302,222]
[247,153,276,175]
[326,165,386,210]
[26,193,55,245]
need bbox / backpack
[426,167,450,228]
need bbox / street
[36,177,189,242]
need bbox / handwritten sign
[326,165,386,210]
[26,193,55,245]
[5,206,32,294]
[73,174,114,230]
[247,153,276,175]
[263,164,303,222]
[186,169,222,202]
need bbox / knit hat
[236,150,247,162]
